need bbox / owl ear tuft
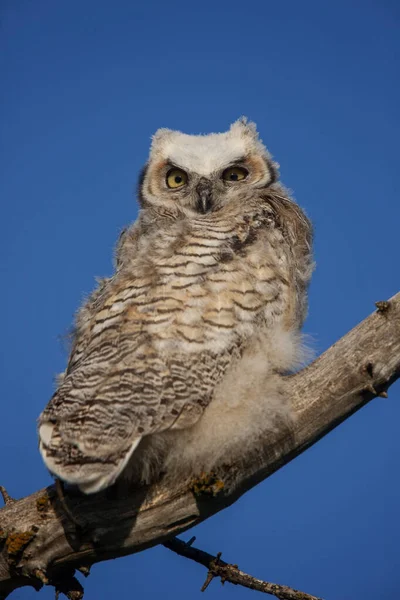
[230,117,259,140]
[229,118,273,163]
[151,127,175,150]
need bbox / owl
[38,118,313,494]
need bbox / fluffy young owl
[39,119,313,494]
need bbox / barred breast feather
[39,190,312,493]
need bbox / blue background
[1,1,399,599]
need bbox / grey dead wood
[0,292,399,599]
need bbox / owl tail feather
[39,422,141,494]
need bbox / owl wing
[38,276,230,494]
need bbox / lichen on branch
[0,292,399,600]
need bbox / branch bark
[164,536,323,599]
[1,293,399,599]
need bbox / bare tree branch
[1,293,399,599]
[164,537,323,599]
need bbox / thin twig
[164,537,323,600]
[0,486,14,506]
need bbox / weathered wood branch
[164,536,323,599]
[1,293,399,599]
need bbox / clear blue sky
[1,1,399,599]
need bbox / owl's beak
[196,180,213,214]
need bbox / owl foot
[189,471,225,497]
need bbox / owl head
[138,118,279,216]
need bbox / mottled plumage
[39,119,313,493]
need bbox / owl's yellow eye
[166,168,188,189]
[222,166,248,182]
